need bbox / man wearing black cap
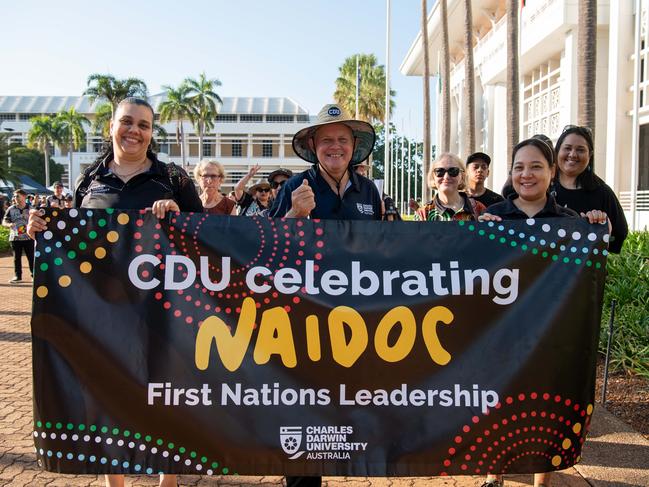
[267,168,293,201]
[465,152,504,208]
[46,181,66,208]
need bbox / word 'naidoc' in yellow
[195,298,454,372]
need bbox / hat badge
[327,106,342,117]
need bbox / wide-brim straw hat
[292,104,376,165]
[248,181,271,194]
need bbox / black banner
[31,209,607,477]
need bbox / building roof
[0,95,309,116]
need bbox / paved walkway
[0,254,647,486]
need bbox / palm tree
[440,0,451,154]
[159,84,195,168]
[84,74,148,117]
[54,108,89,187]
[184,73,222,162]
[463,0,476,157]
[91,103,113,139]
[577,0,597,134]
[27,115,60,187]
[506,0,520,166]
[334,54,396,123]
[422,0,432,201]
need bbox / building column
[559,29,579,129]
[606,0,635,192]
[490,83,508,192]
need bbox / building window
[216,114,237,122]
[93,142,104,153]
[522,58,561,139]
[296,115,310,122]
[0,114,16,121]
[203,143,213,157]
[232,139,242,157]
[18,114,33,121]
[262,140,273,157]
[240,114,263,123]
[267,115,294,123]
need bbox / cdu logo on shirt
[356,203,374,215]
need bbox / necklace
[111,159,149,178]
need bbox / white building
[400,0,649,229]
[0,95,313,192]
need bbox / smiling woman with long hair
[28,97,201,487]
[552,125,628,253]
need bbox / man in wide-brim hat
[269,104,382,220]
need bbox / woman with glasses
[194,159,236,215]
[553,125,628,253]
[414,152,485,221]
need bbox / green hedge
[0,227,9,254]
[600,231,649,379]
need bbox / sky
[1,0,436,141]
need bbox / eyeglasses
[270,179,287,189]
[562,124,593,137]
[433,167,462,178]
[257,188,271,193]
[201,174,223,180]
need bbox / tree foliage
[84,74,148,116]
[27,114,60,186]
[184,73,223,158]
[11,146,65,186]
[334,54,395,123]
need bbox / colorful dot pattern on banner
[33,421,235,476]
[458,219,608,268]
[437,394,594,476]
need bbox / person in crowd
[240,181,272,216]
[414,153,485,221]
[64,195,73,208]
[268,168,293,201]
[194,159,236,215]
[354,161,371,178]
[479,137,607,487]
[234,164,271,216]
[502,134,555,200]
[552,125,628,253]
[47,181,66,208]
[408,198,420,212]
[270,103,381,487]
[0,196,6,221]
[383,193,401,221]
[465,152,504,207]
[3,189,34,284]
[28,96,202,487]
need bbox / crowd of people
[15,98,628,487]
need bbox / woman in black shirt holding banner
[28,97,201,487]
[480,137,606,487]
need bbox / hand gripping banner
[31,209,608,477]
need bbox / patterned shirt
[2,205,31,241]
[414,193,485,222]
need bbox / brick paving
[0,254,592,487]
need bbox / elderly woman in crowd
[415,152,485,221]
[28,96,202,487]
[552,125,627,253]
[194,159,236,215]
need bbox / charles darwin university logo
[280,426,305,459]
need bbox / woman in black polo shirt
[479,137,606,487]
[28,97,201,487]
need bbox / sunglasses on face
[433,167,462,178]
[562,124,593,137]
[270,179,286,189]
[257,188,271,193]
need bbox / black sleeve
[602,185,628,254]
[175,172,203,212]
[72,173,87,208]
